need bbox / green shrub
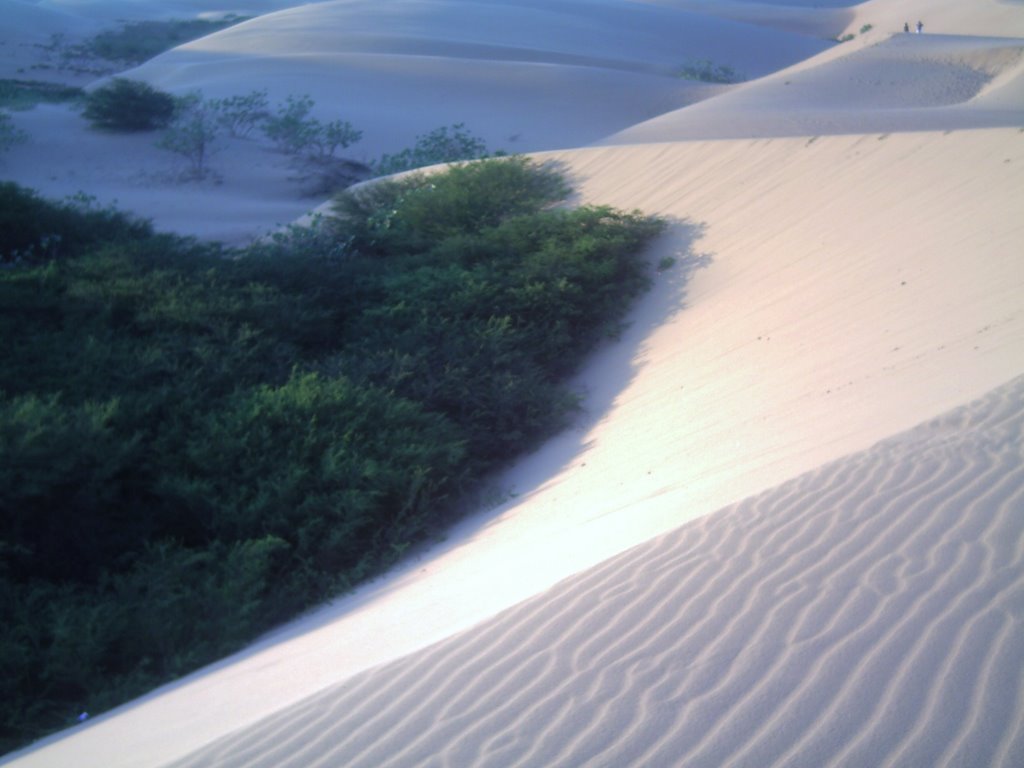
[0,182,152,264]
[209,88,269,138]
[333,155,572,256]
[262,94,362,160]
[374,123,491,176]
[675,59,741,83]
[83,78,176,131]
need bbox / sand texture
[165,375,1024,768]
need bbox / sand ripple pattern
[169,377,1024,768]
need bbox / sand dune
[2,0,1024,765]
[164,374,1024,768]
[604,33,1024,142]
[119,0,834,157]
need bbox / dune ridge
[163,374,1024,768]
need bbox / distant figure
[916,20,924,34]
[904,22,910,33]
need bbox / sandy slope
[164,375,1024,768]
[3,0,1024,765]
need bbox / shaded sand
[165,374,1024,768]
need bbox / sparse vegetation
[675,59,742,84]
[860,24,874,34]
[0,158,667,754]
[374,123,491,176]
[83,78,176,131]
[81,17,251,65]
[0,112,27,154]
[209,89,270,138]
[261,94,366,193]
[262,94,359,157]
[835,33,855,43]
[156,92,223,179]
[0,79,84,111]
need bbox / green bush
[83,78,176,131]
[262,94,362,160]
[0,183,152,264]
[0,159,666,754]
[334,155,572,256]
[374,123,491,176]
[675,59,741,83]
[209,89,269,138]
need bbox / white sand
[2,0,1023,766]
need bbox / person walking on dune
[904,22,910,33]
[916,20,924,34]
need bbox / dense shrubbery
[83,78,176,131]
[0,183,152,264]
[0,157,665,755]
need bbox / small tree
[262,94,319,154]
[262,94,365,194]
[157,92,222,179]
[83,78,176,131]
[262,94,362,161]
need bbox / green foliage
[333,155,573,257]
[0,79,83,111]
[81,17,251,65]
[0,159,666,754]
[374,123,491,176]
[209,89,269,138]
[675,59,741,84]
[83,78,176,132]
[0,112,27,153]
[0,182,152,264]
[262,94,362,160]
[860,24,874,34]
[835,33,855,43]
